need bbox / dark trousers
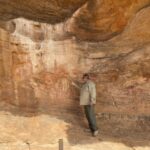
[84,105,98,132]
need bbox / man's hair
[82,73,90,79]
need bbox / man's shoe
[93,130,99,137]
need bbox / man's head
[82,73,90,83]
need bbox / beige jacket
[73,80,96,105]
[79,80,96,105]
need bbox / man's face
[82,77,88,83]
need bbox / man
[72,73,99,136]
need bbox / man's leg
[84,105,98,133]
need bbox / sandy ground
[0,102,149,150]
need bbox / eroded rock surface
[67,0,150,41]
[0,0,87,23]
[0,0,150,150]
[0,6,150,114]
[1,0,150,41]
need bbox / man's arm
[71,81,82,89]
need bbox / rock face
[67,0,150,41]
[0,0,87,23]
[1,0,150,41]
[0,0,150,149]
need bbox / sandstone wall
[0,0,150,123]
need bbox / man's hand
[71,81,81,89]
[71,81,76,86]
[90,98,96,105]
[89,101,93,105]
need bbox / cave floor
[0,102,149,150]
